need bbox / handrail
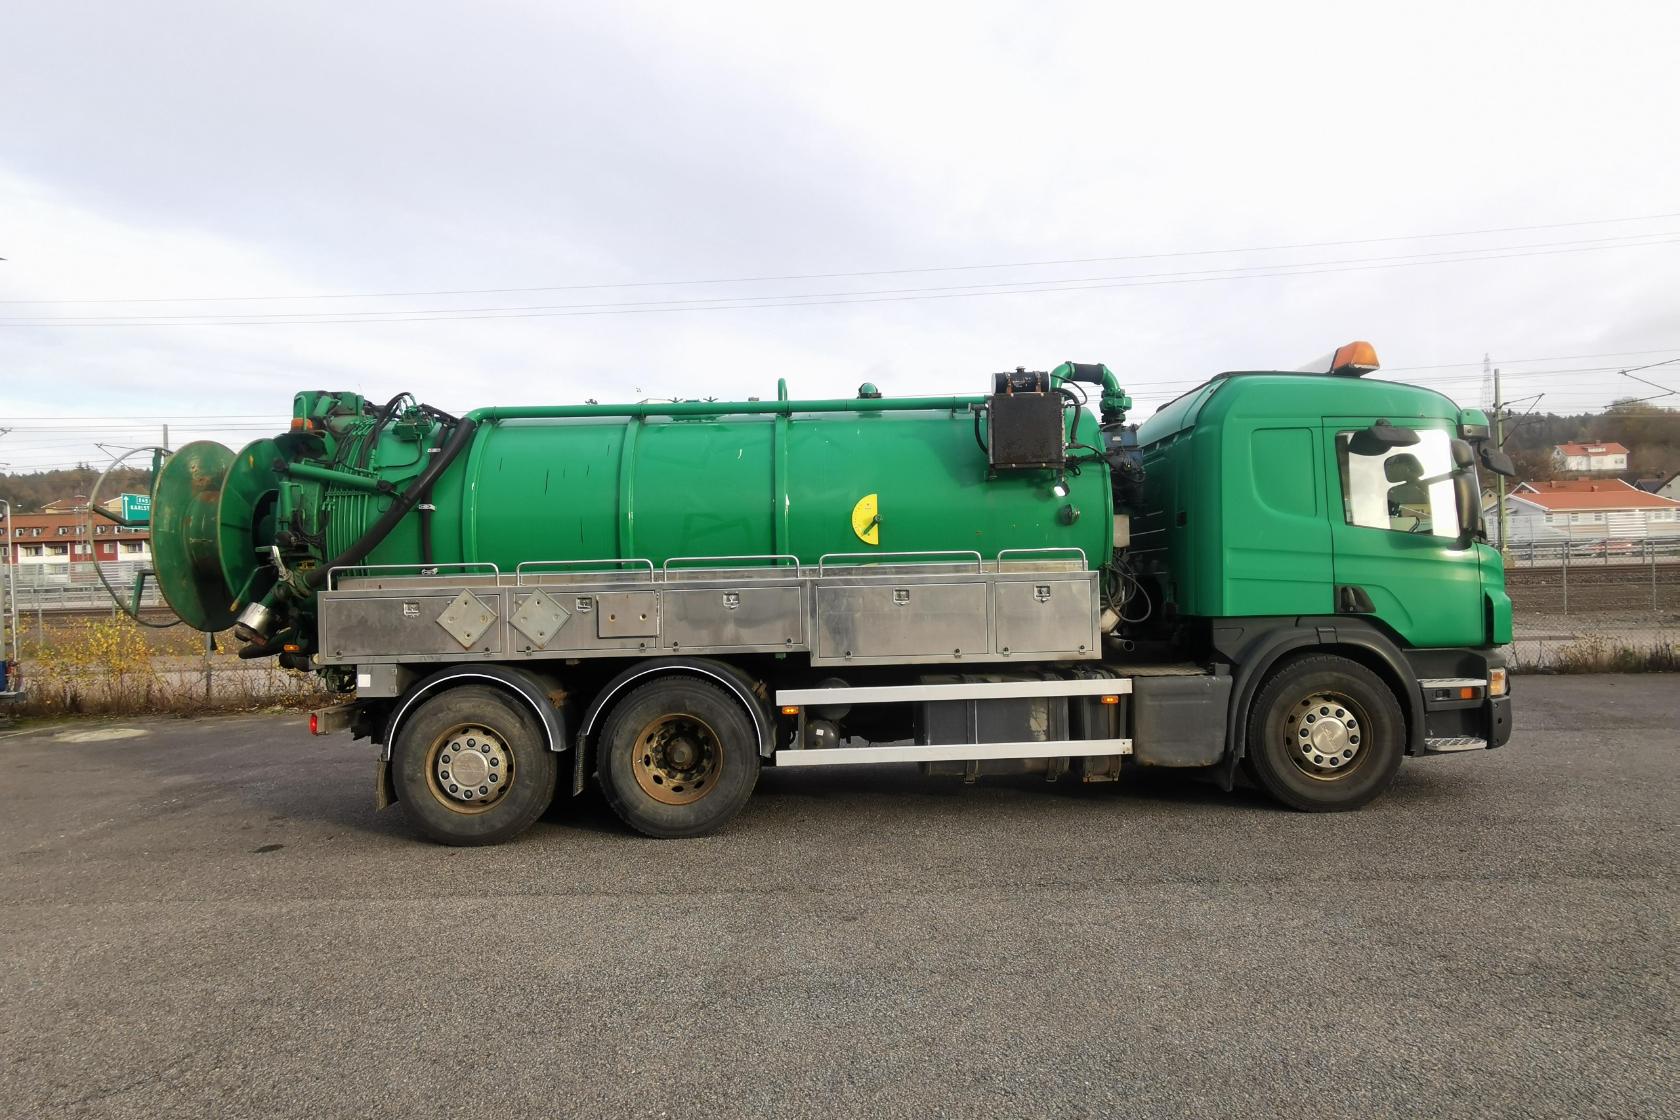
[996,547,1090,569]
[514,558,656,585]
[661,554,801,575]
[470,395,986,423]
[817,550,984,575]
[328,561,499,590]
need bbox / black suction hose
[417,425,446,565]
[419,501,436,566]
[304,417,477,590]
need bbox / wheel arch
[381,664,569,763]
[1213,618,1425,782]
[573,658,771,797]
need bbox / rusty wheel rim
[424,723,513,815]
[631,713,723,806]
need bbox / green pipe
[467,395,987,423]
[281,459,389,493]
[1050,362,1132,417]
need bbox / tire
[596,676,761,838]
[1243,654,1405,812]
[393,685,557,845]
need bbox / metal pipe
[466,395,987,423]
[280,459,390,493]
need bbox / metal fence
[1499,536,1680,568]
[1505,552,1680,617]
[5,563,167,613]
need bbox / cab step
[1424,736,1488,753]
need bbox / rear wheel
[596,677,760,838]
[1244,655,1404,812]
[393,686,557,845]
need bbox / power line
[1382,347,1680,373]
[4,355,1675,428]
[5,209,1677,307]
[1618,355,1680,377]
[8,234,1678,328]
[10,231,1678,324]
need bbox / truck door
[1321,419,1484,649]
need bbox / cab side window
[1336,428,1460,539]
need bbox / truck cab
[1131,343,1513,808]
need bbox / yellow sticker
[850,493,880,546]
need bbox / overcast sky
[3,0,1678,471]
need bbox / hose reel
[91,439,281,632]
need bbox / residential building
[1551,441,1628,473]
[1495,479,1680,545]
[1,498,153,584]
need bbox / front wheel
[392,685,557,845]
[596,677,761,838]
[1244,655,1405,812]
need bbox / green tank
[149,370,1129,653]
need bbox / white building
[1495,479,1680,545]
[1551,441,1628,473]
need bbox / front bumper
[1409,649,1511,754]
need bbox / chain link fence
[1500,540,1678,669]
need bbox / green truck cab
[1131,344,1513,809]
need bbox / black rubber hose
[357,392,412,470]
[1055,387,1084,448]
[238,633,289,659]
[305,417,477,590]
[416,422,445,565]
[419,502,435,565]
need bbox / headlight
[1488,667,1508,697]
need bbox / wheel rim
[1283,691,1370,781]
[631,713,723,806]
[424,723,513,814]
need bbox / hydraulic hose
[416,427,445,566]
[1055,386,1085,449]
[304,417,477,590]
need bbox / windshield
[1336,427,1462,539]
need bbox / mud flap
[374,756,396,811]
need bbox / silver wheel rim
[1283,691,1368,780]
[427,724,512,812]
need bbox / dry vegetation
[1513,635,1680,674]
[12,615,331,716]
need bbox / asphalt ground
[1,676,1674,1119]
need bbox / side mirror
[1479,445,1517,478]
[1452,473,1482,549]
[1449,438,1475,469]
[1347,420,1420,456]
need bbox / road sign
[120,493,151,525]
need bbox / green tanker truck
[134,342,1516,844]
